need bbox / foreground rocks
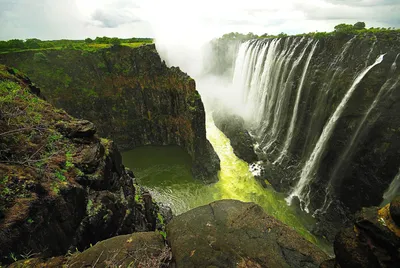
[330,196,400,268]
[0,66,164,264]
[9,232,170,268]
[167,200,328,268]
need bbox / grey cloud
[91,9,142,28]
[294,0,400,27]
[325,0,399,7]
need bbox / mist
[139,0,251,117]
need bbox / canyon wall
[211,32,400,239]
[0,45,220,183]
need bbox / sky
[0,0,399,42]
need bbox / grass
[0,42,152,54]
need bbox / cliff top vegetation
[215,22,400,43]
[0,37,153,54]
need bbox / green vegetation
[217,22,400,42]
[0,37,153,54]
[0,65,94,214]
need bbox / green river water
[122,119,332,253]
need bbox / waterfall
[315,78,399,215]
[229,36,399,215]
[286,54,385,212]
[275,41,319,164]
[392,53,399,71]
[382,169,400,205]
[266,39,313,152]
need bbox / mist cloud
[0,0,399,41]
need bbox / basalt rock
[332,197,400,268]
[0,44,220,183]
[213,111,257,163]
[8,232,170,268]
[167,200,328,268]
[0,66,164,265]
[208,32,400,239]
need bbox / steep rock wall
[210,32,400,240]
[0,66,164,263]
[0,45,220,183]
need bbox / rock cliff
[209,32,400,240]
[0,66,164,264]
[0,45,220,183]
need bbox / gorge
[1,28,400,267]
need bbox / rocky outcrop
[329,196,400,268]
[8,232,170,268]
[167,200,328,267]
[213,111,258,163]
[0,66,165,264]
[0,45,220,183]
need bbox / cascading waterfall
[381,169,400,205]
[230,35,400,216]
[287,54,385,212]
[316,77,399,215]
[275,41,319,164]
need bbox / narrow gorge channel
[122,117,332,252]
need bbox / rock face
[8,232,169,268]
[0,66,163,264]
[213,111,258,163]
[0,45,220,183]
[332,197,400,268]
[68,232,168,268]
[167,200,328,268]
[208,32,400,240]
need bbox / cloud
[0,0,399,42]
[90,9,142,28]
[293,0,400,26]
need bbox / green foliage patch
[0,36,154,54]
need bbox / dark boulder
[167,200,328,268]
[333,203,400,267]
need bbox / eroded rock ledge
[0,66,166,264]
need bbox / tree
[353,22,366,30]
[334,23,354,34]
[110,38,121,46]
[278,32,288,38]
[85,38,93,44]
[7,39,25,49]
[25,38,41,49]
